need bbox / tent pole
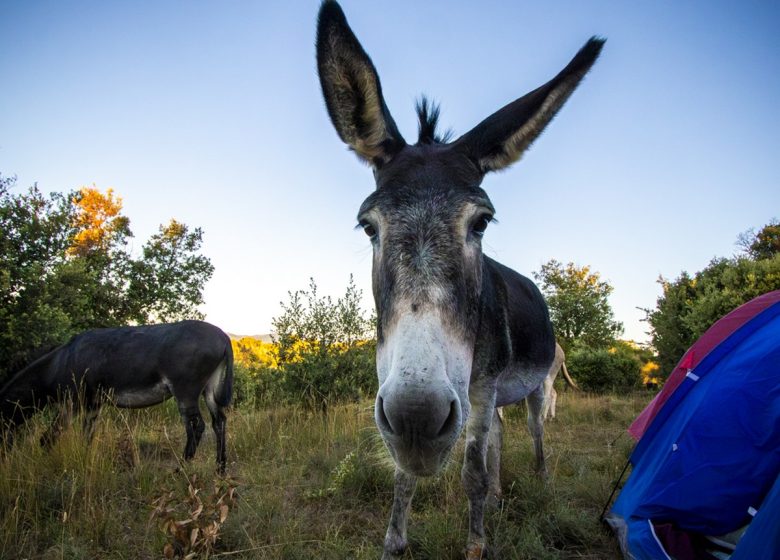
[600,456,632,524]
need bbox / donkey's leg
[526,385,547,477]
[204,393,228,475]
[462,387,497,559]
[40,402,74,449]
[541,374,554,420]
[486,408,504,504]
[549,387,558,420]
[177,401,206,462]
[382,467,417,559]
[82,404,100,443]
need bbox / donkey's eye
[472,215,493,237]
[361,222,377,239]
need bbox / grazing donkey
[316,2,603,556]
[0,320,233,473]
[542,342,578,421]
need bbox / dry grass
[0,390,652,559]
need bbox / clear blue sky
[1,1,778,342]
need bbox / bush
[231,364,283,409]
[272,277,376,411]
[277,341,376,411]
[568,344,642,393]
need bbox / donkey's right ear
[316,1,406,167]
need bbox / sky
[1,1,778,342]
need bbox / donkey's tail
[214,340,234,408]
[561,361,579,390]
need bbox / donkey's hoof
[382,535,407,558]
[465,542,489,559]
[381,547,406,560]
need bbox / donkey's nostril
[376,396,395,435]
[437,399,459,438]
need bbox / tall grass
[0,391,651,559]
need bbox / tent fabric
[628,290,780,440]
[608,291,780,560]
[731,473,780,560]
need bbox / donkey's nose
[376,387,461,442]
[437,399,459,438]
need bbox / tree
[126,220,214,323]
[0,177,76,375]
[67,186,135,328]
[533,259,623,351]
[737,218,780,261]
[647,220,780,375]
[0,176,214,382]
[68,186,130,258]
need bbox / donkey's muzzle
[375,384,463,476]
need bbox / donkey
[0,320,233,473]
[542,342,578,421]
[490,342,578,502]
[316,2,603,557]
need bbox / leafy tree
[66,186,135,328]
[737,218,780,260]
[0,175,214,382]
[0,177,76,375]
[68,186,130,258]
[271,276,376,411]
[647,221,780,375]
[533,259,623,351]
[126,220,214,323]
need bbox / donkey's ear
[316,1,406,167]
[454,37,605,173]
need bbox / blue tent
[606,291,780,560]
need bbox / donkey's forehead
[359,144,491,218]
[377,144,482,189]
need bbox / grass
[0,390,652,559]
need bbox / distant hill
[228,333,274,343]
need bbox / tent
[606,290,780,560]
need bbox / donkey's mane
[415,96,453,145]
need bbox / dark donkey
[0,320,233,473]
[316,2,603,557]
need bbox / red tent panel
[629,290,780,441]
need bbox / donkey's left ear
[316,0,406,167]
[454,37,605,173]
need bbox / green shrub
[272,276,377,411]
[232,363,283,408]
[568,345,641,392]
[231,342,377,411]
[278,341,377,411]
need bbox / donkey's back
[59,320,232,408]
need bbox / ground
[0,390,651,559]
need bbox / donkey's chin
[381,432,462,477]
